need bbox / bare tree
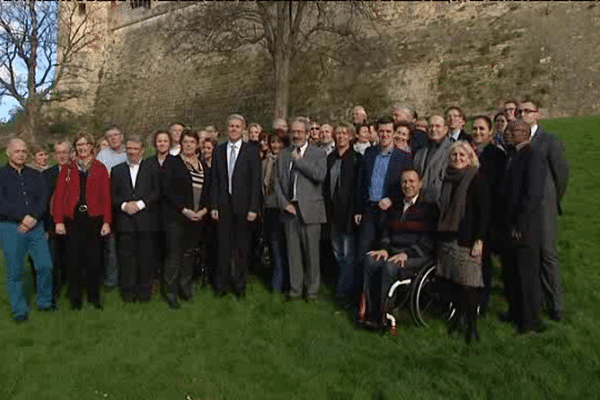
[0,1,101,141]
[165,2,373,120]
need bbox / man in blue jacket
[0,139,53,322]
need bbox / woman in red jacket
[52,132,112,310]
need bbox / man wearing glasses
[517,100,569,322]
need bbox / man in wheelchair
[359,169,439,331]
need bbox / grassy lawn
[1,116,600,399]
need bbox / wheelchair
[359,259,456,334]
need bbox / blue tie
[228,143,237,194]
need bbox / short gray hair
[228,114,246,128]
[291,116,311,133]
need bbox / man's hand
[247,211,258,222]
[388,252,408,265]
[354,214,362,226]
[18,223,29,234]
[291,148,301,160]
[22,215,37,229]
[211,210,219,221]
[378,197,392,211]
[56,223,66,235]
[183,208,196,221]
[195,208,208,220]
[100,223,111,237]
[123,201,140,215]
[470,240,483,257]
[368,249,389,261]
[284,203,296,215]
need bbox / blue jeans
[0,222,52,319]
[331,229,355,301]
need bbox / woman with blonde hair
[436,141,488,345]
[52,132,112,310]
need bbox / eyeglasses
[310,127,320,130]
[516,108,538,115]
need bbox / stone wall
[55,1,600,135]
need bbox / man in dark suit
[210,114,262,298]
[445,106,471,143]
[501,120,547,335]
[43,140,71,308]
[354,115,413,306]
[413,114,452,205]
[361,169,438,330]
[111,135,159,302]
[518,100,569,321]
[276,117,327,301]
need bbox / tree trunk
[23,0,38,143]
[273,3,291,121]
[274,51,290,121]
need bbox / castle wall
[56,1,600,134]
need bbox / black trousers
[66,213,103,305]
[118,231,154,301]
[503,238,542,331]
[49,233,68,303]
[164,220,202,300]
[213,203,251,295]
[353,204,388,304]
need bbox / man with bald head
[0,139,53,322]
[501,120,547,335]
[413,114,453,205]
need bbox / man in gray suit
[277,117,327,301]
[413,114,453,205]
[518,100,569,321]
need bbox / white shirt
[169,145,181,156]
[403,194,418,214]
[530,124,539,140]
[291,142,309,201]
[120,160,146,212]
[450,129,462,141]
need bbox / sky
[0,97,20,122]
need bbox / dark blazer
[501,143,546,243]
[210,141,261,216]
[379,197,439,259]
[324,148,362,233]
[530,126,569,214]
[438,171,490,246]
[355,145,413,215]
[42,164,61,230]
[111,159,160,232]
[410,128,428,153]
[478,143,508,233]
[163,155,211,225]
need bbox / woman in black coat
[436,141,489,345]
[162,130,210,309]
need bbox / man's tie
[228,143,237,195]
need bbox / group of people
[1,99,568,346]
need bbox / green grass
[2,116,600,399]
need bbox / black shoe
[234,291,246,300]
[499,312,513,323]
[92,302,103,310]
[71,302,83,310]
[14,315,28,324]
[549,310,563,322]
[38,306,56,312]
[167,298,181,310]
[180,293,193,302]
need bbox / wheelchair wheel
[410,263,453,327]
